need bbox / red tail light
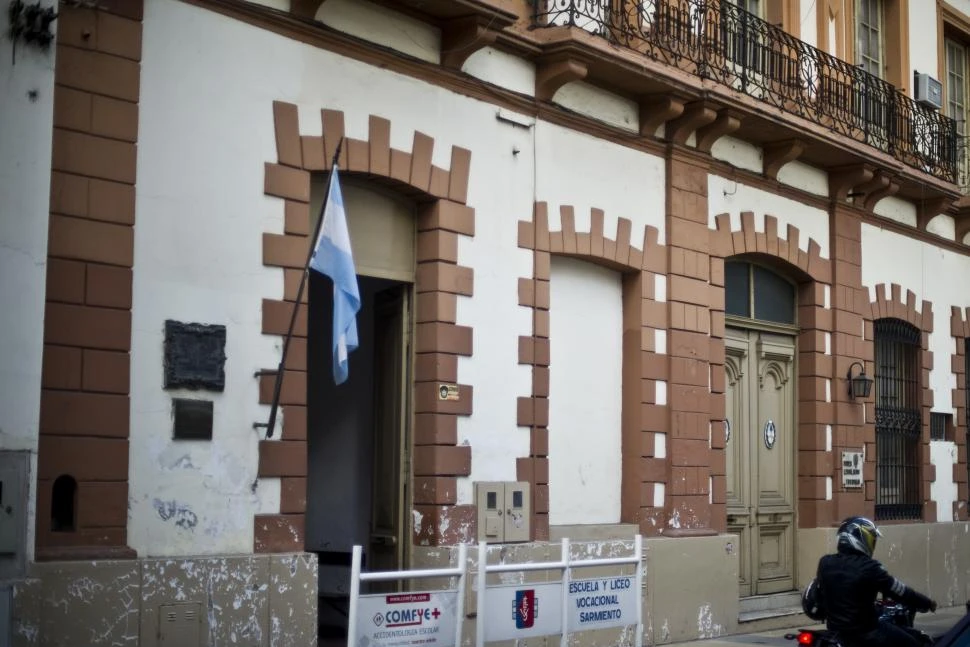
[798,631,815,645]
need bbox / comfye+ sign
[355,591,459,647]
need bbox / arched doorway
[306,174,416,607]
[723,259,797,597]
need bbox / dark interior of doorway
[306,271,405,641]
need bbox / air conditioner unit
[914,72,943,110]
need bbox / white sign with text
[567,575,638,631]
[842,451,864,488]
[355,591,459,647]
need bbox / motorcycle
[784,599,934,647]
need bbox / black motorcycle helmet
[801,577,826,621]
[837,516,882,558]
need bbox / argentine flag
[309,167,360,384]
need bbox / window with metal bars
[874,318,922,521]
[930,412,952,441]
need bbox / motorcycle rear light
[798,631,814,645]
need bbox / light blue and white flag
[309,167,360,384]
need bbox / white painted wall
[861,224,970,421]
[128,0,970,554]
[462,47,535,97]
[552,81,639,133]
[0,2,58,561]
[536,122,666,243]
[927,215,957,241]
[316,0,440,65]
[930,441,959,522]
[776,160,829,197]
[909,0,940,86]
[708,176,831,259]
[710,136,762,173]
[133,0,290,556]
[873,196,918,227]
[137,0,549,540]
[548,257,623,526]
[246,0,289,10]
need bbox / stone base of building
[9,523,969,646]
[414,522,970,645]
[9,552,317,647]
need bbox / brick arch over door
[710,212,837,529]
[256,102,477,551]
[950,306,970,522]
[864,284,935,521]
[516,202,667,539]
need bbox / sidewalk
[667,605,969,647]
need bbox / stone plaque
[164,320,226,391]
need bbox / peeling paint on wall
[15,554,318,647]
[697,603,724,639]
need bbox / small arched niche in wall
[51,474,77,532]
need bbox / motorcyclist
[814,516,937,647]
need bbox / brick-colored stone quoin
[863,284,936,521]
[257,103,476,551]
[517,202,666,539]
[36,0,144,559]
[950,307,970,521]
[710,202,832,533]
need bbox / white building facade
[2,0,970,644]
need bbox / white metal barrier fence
[346,536,643,647]
[475,536,643,647]
[348,544,468,647]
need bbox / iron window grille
[533,0,959,184]
[874,318,922,521]
[930,412,952,442]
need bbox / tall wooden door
[725,327,796,596]
[369,286,411,576]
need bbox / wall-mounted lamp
[846,361,874,399]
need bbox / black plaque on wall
[163,320,227,391]
[172,398,214,440]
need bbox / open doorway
[304,177,416,640]
[307,274,412,636]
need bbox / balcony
[533,0,959,185]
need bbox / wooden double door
[724,327,796,597]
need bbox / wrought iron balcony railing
[534,0,959,184]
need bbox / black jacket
[816,550,934,635]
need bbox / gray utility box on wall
[0,452,29,580]
[475,482,530,543]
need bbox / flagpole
[261,137,344,439]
